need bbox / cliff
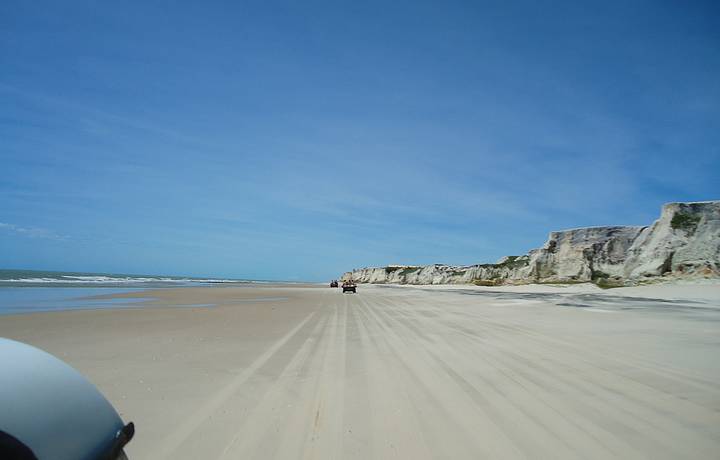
[342,201,720,286]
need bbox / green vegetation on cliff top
[671,212,701,234]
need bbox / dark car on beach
[330,280,338,288]
[342,281,357,293]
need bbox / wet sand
[1,283,719,459]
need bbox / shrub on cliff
[473,279,501,286]
[671,213,701,234]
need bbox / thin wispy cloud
[0,82,228,154]
[0,222,67,241]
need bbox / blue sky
[1,1,719,281]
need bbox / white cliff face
[524,226,645,283]
[624,201,720,280]
[342,201,720,286]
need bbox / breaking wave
[0,270,253,287]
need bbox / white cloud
[0,222,67,240]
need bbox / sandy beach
[1,283,719,459]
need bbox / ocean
[0,269,252,315]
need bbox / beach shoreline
[1,283,718,458]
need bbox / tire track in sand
[152,310,318,459]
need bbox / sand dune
[1,284,718,459]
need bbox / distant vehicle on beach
[330,280,338,288]
[0,338,134,460]
[342,280,357,293]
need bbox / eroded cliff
[342,201,720,286]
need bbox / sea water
[0,287,152,315]
[0,269,266,315]
[0,269,250,288]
